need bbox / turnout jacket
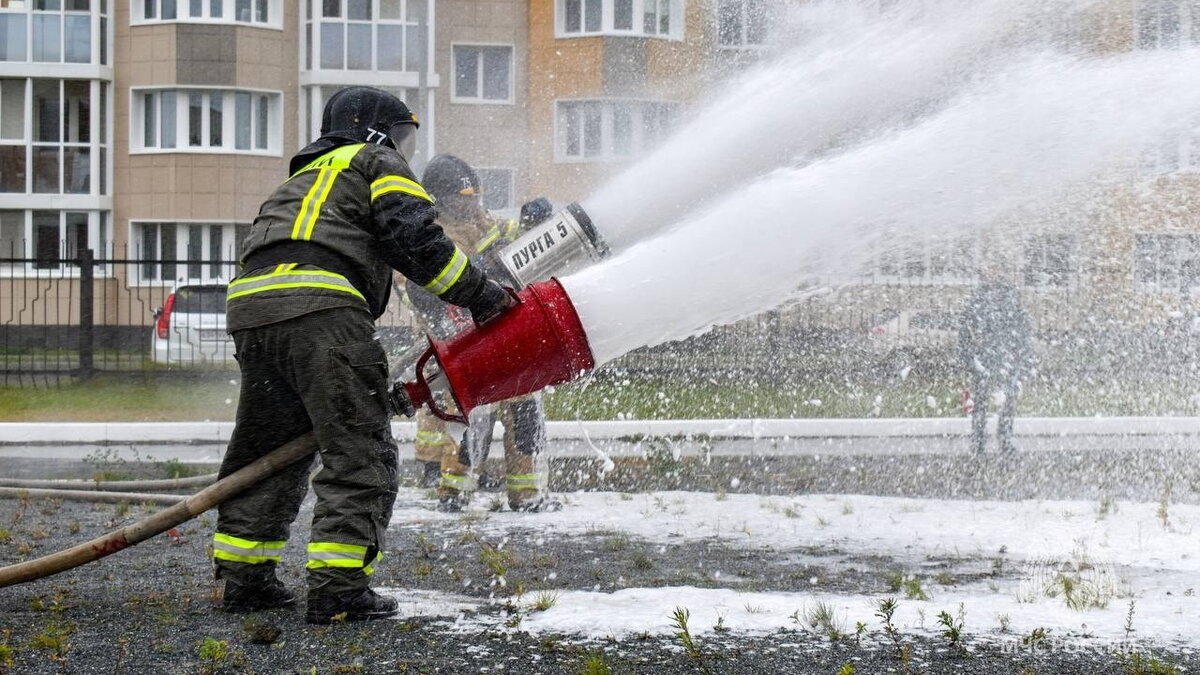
[405,211,521,339]
[227,137,489,332]
[958,280,1033,381]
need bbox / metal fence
[0,252,419,386]
[4,252,1199,386]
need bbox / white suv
[152,284,235,365]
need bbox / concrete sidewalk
[0,417,1197,463]
[3,416,1199,443]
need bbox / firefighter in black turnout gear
[406,154,559,513]
[214,87,513,624]
[959,277,1032,454]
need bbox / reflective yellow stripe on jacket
[289,143,364,178]
[228,265,365,302]
[476,219,520,254]
[306,541,381,574]
[213,533,286,565]
[288,144,365,240]
[370,175,432,203]
[291,168,339,240]
[422,248,468,296]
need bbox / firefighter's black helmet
[422,154,482,203]
[321,87,419,155]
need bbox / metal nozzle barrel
[496,202,609,289]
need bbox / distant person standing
[958,278,1032,454]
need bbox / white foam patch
[393,490,1200,574]
[391,489,1200,645]
[376,587,481,619]
[514,585,1200,646]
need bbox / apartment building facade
[0,0,746,265]
[1,0,114,269]
[524,0,765,200]
[0,0,742,348]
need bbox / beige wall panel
[527,0,605,200]
[645,0,712,100]
[1087,0,1136,54]
[524,0,722,201]
[436,0,530,198]
[112,1,295,285]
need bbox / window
[131,221,249,283]
[0,13,28,61]
[477,168,513,210]
[0,209,111,274]
[557,99,679,162]
[557,0,682,38]
[135,88,279,154]
[306,0,426,73]
[0,78,26,192]
[875,235,978,283]
[1134,233,1200,292]
[642,0,670,36]
[0,210,23,261]
[1136,0,1200,49]
[452,45,512,103]
[33,210,90,269]
[1140,117,1200,174]
[134,0,275,25]
[1,0,100,63]
[1023,233,1078,288]
[2,78,106,195]
[717,0,766,48]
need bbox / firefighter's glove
[388,382,416,418]
[468,279,517,327]
[519,197,554,228]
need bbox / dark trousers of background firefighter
[970,373,1020,454]
[215,306,399,597]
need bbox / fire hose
[0,488,186,505]
[0,474,217,492]
[0,433,317,588]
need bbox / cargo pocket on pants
[329,340,391,430]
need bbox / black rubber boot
[435,493,469,512]
[478,471,504,491]
[420,462,441,488]
[305,588,400,625]
[221,567,296,613]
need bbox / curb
[1,417,1197,445]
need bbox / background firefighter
[406,154,558,513]
[215,88,514,625]
[958,276,1033,454]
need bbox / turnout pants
[437,393,548,509]
[213,307,399,598]
[969,373,1020,454]
[413,404,458,464]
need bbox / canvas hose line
[0,474,218,492]
[0,433,319,589]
